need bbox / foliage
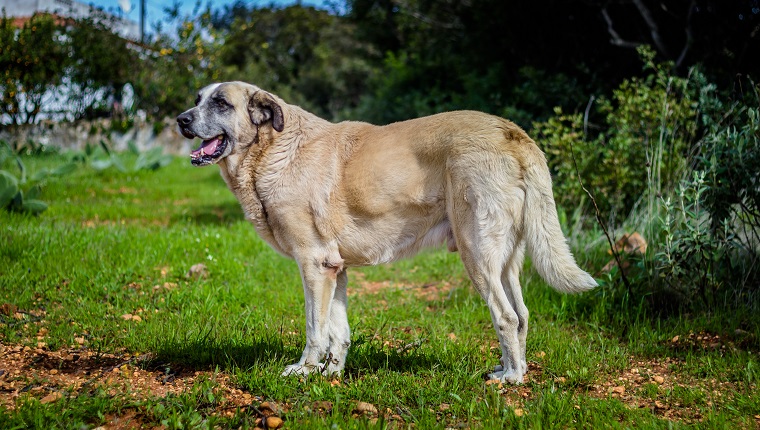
[66,14,137,120]
[582,75,760,314]
[646,78,760,310]
[0,13,67,125]
[130,5,220,121]
[0,11,138,125]
[654,173,744,308]
[697,82,760,241]
[70,140,173,173]
[210,4,373,119]
[535,47,699,223]
[0,143,75,214]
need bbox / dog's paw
[281,363,329,377]
[487,366,525,385]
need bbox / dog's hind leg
[499,240,528,374]
[451,199,526,383]
[447,157,527,384]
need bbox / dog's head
[176,82,284,166]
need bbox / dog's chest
[219,164,294,258]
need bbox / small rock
[653,375,664,384]
[671,335,679,343]
[40,392,62,404]
[353,401,378,416]
[265,416,283,429]
[186,263,209,279]
[612,386,625,395]
[259,401,281,416]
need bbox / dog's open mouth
[190,135,227,166]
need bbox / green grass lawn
[1,153,758,429]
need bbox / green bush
[535,47,698,224]
[616,79,757,313]
[538,49,759,313]
[647,79,760,310]
[0,143,75,214]
[0,13,67,125]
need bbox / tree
[214,4,372,119]
[0,13,68,126]
[131,6,220,121]
[67,13,137,120]
[595,0,759,78]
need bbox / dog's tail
[523,160,597,294]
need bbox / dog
[176,81,597,384]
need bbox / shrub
[535,47,698,224]
[539,48,759,313]
[612,77,758,313]
[649,78,760,310]
[0,143,75,214]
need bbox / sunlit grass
[1,153,758,429]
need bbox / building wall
[0,118,191,155]
[0,0,140,40]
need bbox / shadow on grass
[345,336,447,376]
[149,334,446,376]
[149,335,294,371]
[170,201,245,226]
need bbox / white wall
[0,0,140,40]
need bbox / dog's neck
[216,104,331,257]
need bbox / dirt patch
[480,350,754,425]
[580,355,747,423]
[0,343,254,413]
[81,215,169,228]
[349,271,456,302]
[102,186,138,195]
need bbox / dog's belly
[337,214,453,266]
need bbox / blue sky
[87,0,336,32]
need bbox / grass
[1,152,759,429]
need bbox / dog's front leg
[282,254,343,377]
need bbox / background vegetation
[0,0,759,428]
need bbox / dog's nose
[177,112,193,126]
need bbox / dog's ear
[248,91,284,132]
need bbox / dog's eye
[194,95,201,106]
[213,97,231,109]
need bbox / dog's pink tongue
[202,138,219,156]
[191,137,220,158]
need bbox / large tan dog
[177,81,597,383]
